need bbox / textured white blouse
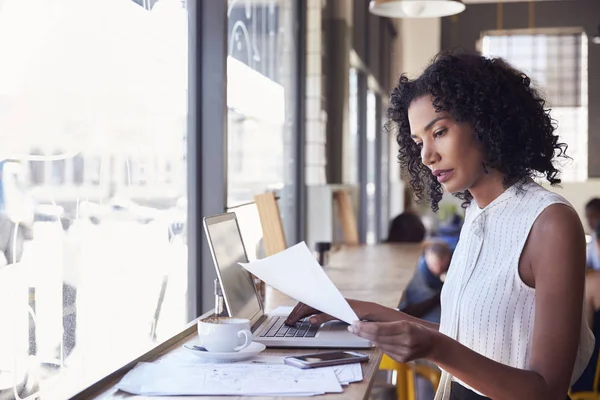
[434,180,594,399]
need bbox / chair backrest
[254,192,287,256]
[333,189,359,245]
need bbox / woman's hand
[349,320,438,363]
[284,299,374,326]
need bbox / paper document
[243,355,363,385]
[332,362,364,385]
[239,242,359,324]
[155,343,363,386]
[116,362,343,396]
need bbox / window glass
[482,32,588,181]
[345,68,359,185]
[226,0,297,257]
[379,105,390,241]
[366,90,377,244]
[0,0,189,398]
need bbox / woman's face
[408,95,486,194]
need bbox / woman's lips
[435,169,454,183]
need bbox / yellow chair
[570,349,600,400]
[379,354,441,400]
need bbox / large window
[345,68,360,185]
[379,102,390,241]
[366,90,378,244]
[226,0,297,258]
[482,31,588,181]
[0,0,188,398]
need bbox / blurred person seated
[585,198,600,271]
[433,212,463,250]
[571,270,600,392]
[398,241,452,323]
[560,207,600,393]
[387,186,426,243]
[387,210,426,243]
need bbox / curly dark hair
[386,50,568,212]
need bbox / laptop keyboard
[258,316,320,338]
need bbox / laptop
[203,212,372,348]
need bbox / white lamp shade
[369,0,466,18]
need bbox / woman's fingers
[308,313,337,325]
[284,302,336,326]
[284,302,314,325]
[349,320,410,338]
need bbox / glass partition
[365,90,377,244]
[0,0,189,397]
[226,0,298,257]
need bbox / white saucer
[182,341,266,362]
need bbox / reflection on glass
[380,122,390,240]
[481,32,588,181]
[226,0,297,258]
[346,68,359,184]
[366,90,377,244]
[0,0,188,398]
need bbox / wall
[401,18,441,78]
[440,0,600,177]
[387,18,442,218]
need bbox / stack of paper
[117,362,355,396]
[116,343,363,396]
[236,355,363,386]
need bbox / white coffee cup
[197,316,253,353]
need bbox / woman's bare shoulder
[528,203,586,274]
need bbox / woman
[285,51,594,400]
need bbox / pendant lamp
[368,0,466,19]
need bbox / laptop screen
[204,214,262,321]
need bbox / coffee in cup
[197,316,253,352]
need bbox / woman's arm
[351,204,586,400]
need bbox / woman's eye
[433,128,447,138]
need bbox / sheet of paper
[239,242,359,324]
[333,363,363,385]
[155,345,363,385]
[116,362,342,396]
[241,355,361,383]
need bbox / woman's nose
[421,142,439,166]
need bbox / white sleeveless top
[434,180,594,400]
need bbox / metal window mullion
[187,0,228,320]
[294,0,307,244]
[374,94,383,243]
[357,71,368,244]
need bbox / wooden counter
[73,243,422,400]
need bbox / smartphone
[284,351,369,369]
